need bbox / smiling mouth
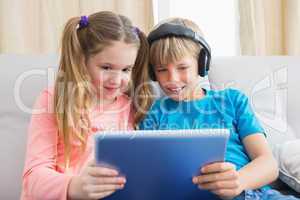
[104,87,119,91]
[166,86,186,94]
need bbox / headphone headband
[148,23,211,54]
[147,23,211,79]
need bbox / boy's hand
[192,162,243,200]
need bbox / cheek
[121,73,131,86]
[186,68,198,80]
[156,73,168,83]
[178,72,190,82]
[91,72,107,86]
[92,79,101,86]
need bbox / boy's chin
[167,94,186,101]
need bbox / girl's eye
[122,67,132,73]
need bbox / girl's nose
[108,71,122,85]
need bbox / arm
[235,90,279,190]
[192,90,278,199]
[193,134,278,199]
[22,89,71,200]
[238,133,279,190]
[23,90,126,200]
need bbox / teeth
[169,87,183,93]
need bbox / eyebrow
[155,64,167,68]
[155,63,189,68]
[177,63,189,66]
[100,63,134,69]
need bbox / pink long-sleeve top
[21,88,134,200]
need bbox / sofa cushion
[273,140,300,193]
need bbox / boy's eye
[178,66,189,70]
[156,68,167,72]
[100,66,112,70]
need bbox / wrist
[67,176,84,200]
[237,170,248,192]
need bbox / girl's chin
[95,93,120,104]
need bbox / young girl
[139,18,300,200]
[22,11,152,200]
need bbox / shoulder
[148,97,173,112]
[118,94,132,104]
[115,94,133,114]
[39,86,54,97]
[138,98,163,129]
[117,94,133,108]
[141,98,167,118]
[33,86,55,111]
[209,88,248,103]
[206,88,250,116]
[209,88,244,97]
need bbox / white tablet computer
[95,129,229,200]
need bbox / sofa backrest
[0,54,58,199]
[209,56,300,145]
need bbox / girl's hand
[68,159,126,200]
[192,162,243,200]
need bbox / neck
[183,86,205,101]
[95,93,118,106]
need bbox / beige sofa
[1,55,299,199]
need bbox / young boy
[139,18,299,200]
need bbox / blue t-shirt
[139,88,266,171]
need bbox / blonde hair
[54,11,153,168]
[150,18,204,67]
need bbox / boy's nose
[168,70,179,82]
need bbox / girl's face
[86,41,138,103]
[154,56,201,101]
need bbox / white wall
[152,0,240,56]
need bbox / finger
[86,176,126,185]
[198,180,239,190]
[87,190,115,199]
[201,162,236,173]
[88,167,119,177]
[193,170,238,184]
[83,184,124,194]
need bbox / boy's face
[154,56,200,101]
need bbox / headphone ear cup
[198,49,207,77]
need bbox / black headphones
[147,23,211,80]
